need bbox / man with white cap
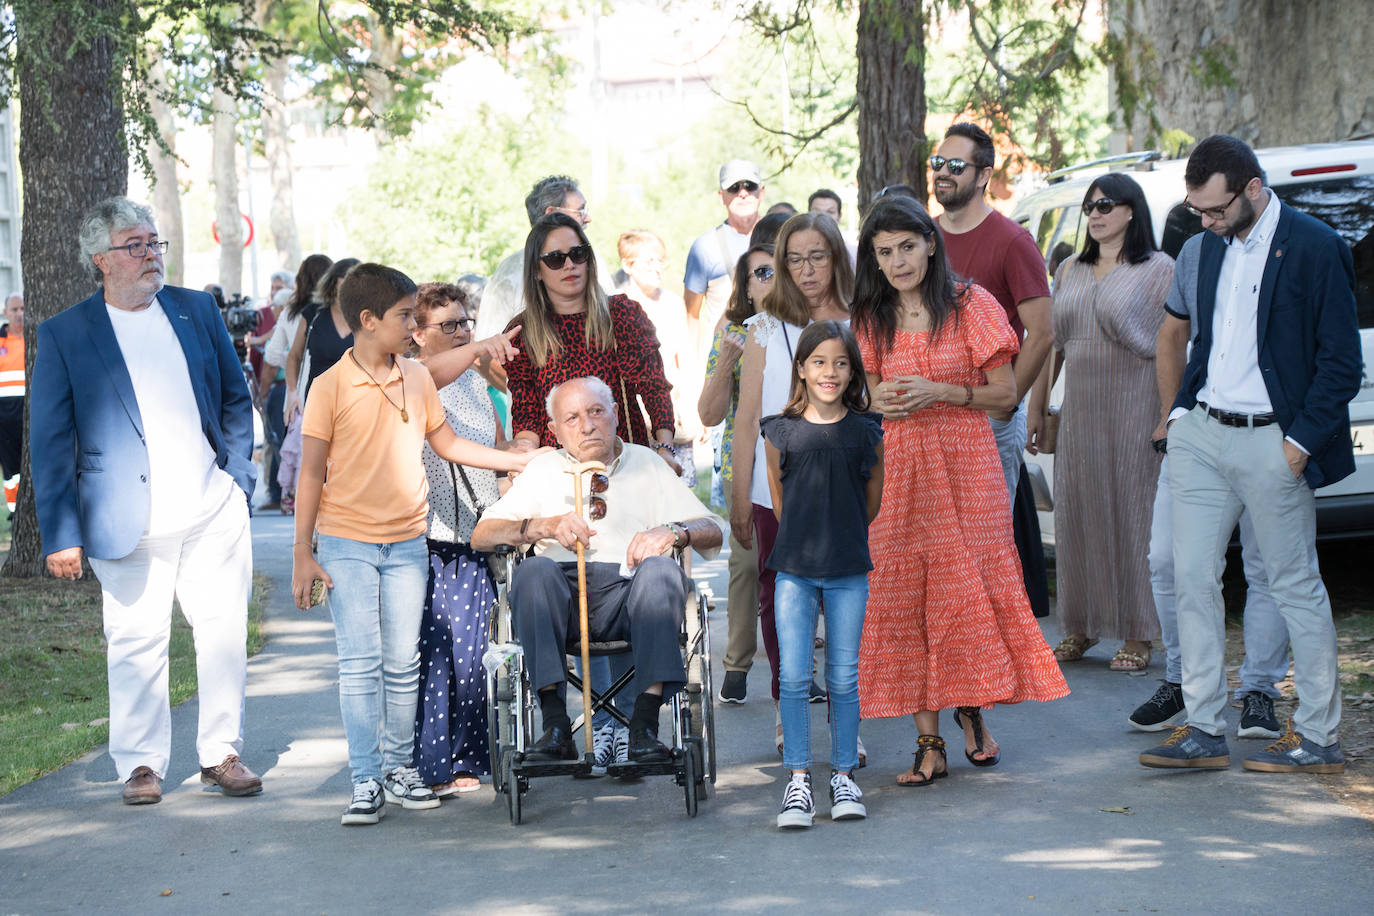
[683,159,766,349]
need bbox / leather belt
[1200,402,1278,428]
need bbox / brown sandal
[897,735,948,787]
[1053,635,1099,662]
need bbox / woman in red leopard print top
[506,213,677,457]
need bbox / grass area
[0,572,269,797]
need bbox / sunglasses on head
[752,264,775,282]
[928,155,973,176]
[726,181,759,195]
[1083,198,1123,215]
[586,471,610,521]
[538,244,592,270]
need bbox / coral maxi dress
[856,286,1068,717]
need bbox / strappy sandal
[896,735,948,787]
[953,707,1000,767]
[1053,634,1099,661]
[1110,644,1151,672]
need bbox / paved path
[2,513,1372,914]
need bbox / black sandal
[953,707,1000,768]
[897,735,948,787]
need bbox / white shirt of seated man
[472,377,725,574]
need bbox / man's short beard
[934,178,979,212]
[1225,195,1257,241]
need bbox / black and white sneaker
[591,721,615,775]
[1238,691,1281,740]
[383,766,441,809]
[776,771,815,829]
[1128,681,1186,732]
[613,725,630,768]
[829,770,867,821]
[718,670,747,705]
[341,778,386,826]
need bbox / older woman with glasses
[1035,172,1174,672]
[731,212,853,750]
[406,282,522,796]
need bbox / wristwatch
[654,442,674,453]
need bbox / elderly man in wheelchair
[471,376,725,765]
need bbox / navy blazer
[29,286,255,560]
[1171,200,1361,488]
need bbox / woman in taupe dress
[1044,173,1174,672]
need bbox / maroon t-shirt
[941,209,1049,340]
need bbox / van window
[1034,205,1086,280]
[1161,205,1202,259]
[1274,177,1374,330]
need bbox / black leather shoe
[627,725,670,763]
[525,723,577,761]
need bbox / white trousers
[89,492,252,781]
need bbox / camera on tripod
[205,285,260,358]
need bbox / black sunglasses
[1083,198,1123,215]
[752,265,775,282]
[726,181,759,195]
[928,155,973,176]
[539,244,592,270]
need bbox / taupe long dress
[1051,250,1173,641]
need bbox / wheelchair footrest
[513,755,594,779]
[606,749,686,779]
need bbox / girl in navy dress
[761,320,884,829]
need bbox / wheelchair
[483,544,716,824]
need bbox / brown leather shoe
[122,766,162,805]
[200,755,263,797]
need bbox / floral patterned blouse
[704,320,747,483]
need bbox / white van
[1010,140,1374,545]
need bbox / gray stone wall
[1119,0,1373,148]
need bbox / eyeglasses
[1184,189,1242,221]
[726,181,760,195]
[1082,198,1123,215]
[553,206,590,222]
[586,471,610,521]
[106,240,169,259]
[421,318,475,334]
[785,251,833,270]
[752,265,775,282]
[928,156,974,176]
[538,245,592,270]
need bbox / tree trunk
[4,0,127,578]
[363,15,403,137]
[212,86,244,295]
[148,60,185,288]
[262,55,301,273]
[856,0,927,208]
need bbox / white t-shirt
[106,300,235,536]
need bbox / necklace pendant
[400,408,409,423]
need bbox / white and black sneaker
[1128,682,1186,732]
[383,766,441,809]
[613,725,630,768]
[1238,691,1281,740]
[341,778,386,826]
[776,771,815,829]
[829,770,867,821]
[591,721,616,775]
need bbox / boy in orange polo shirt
[291,263,544,826]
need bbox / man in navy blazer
[1139,136,1360,776]
[29,197,263,804]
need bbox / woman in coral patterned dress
[851,198,1068,787]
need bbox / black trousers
[511,556,686,703]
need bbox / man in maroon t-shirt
[933,122,1052,505]
[933,122,1053,621]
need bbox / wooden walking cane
[563,460,606,760]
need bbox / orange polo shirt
[0,329,23,398]
[303,349,446,543]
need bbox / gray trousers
[988,401,1028,510]
[511,556,686,709]
[1169,406,1339,744]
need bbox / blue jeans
[775,571,867,772]
[318,533,428,783]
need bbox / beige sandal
[1053,635,1099,662]
[1110,644,1151,672]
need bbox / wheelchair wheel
[681,745,699,817]
[687,590,716,785]
[503,750,523,825]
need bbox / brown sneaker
[122,766,162,805]
[200,755,263,796]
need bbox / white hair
[271,270,295,288]
[78,197,156,284]
[545,376,616,422]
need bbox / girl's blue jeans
[775,570,867,773]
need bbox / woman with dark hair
[698,242,773,704]
[1041,172,1174,672]
[731,212,853,749]
[502,212,676,770]
[852,196,1067,786]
